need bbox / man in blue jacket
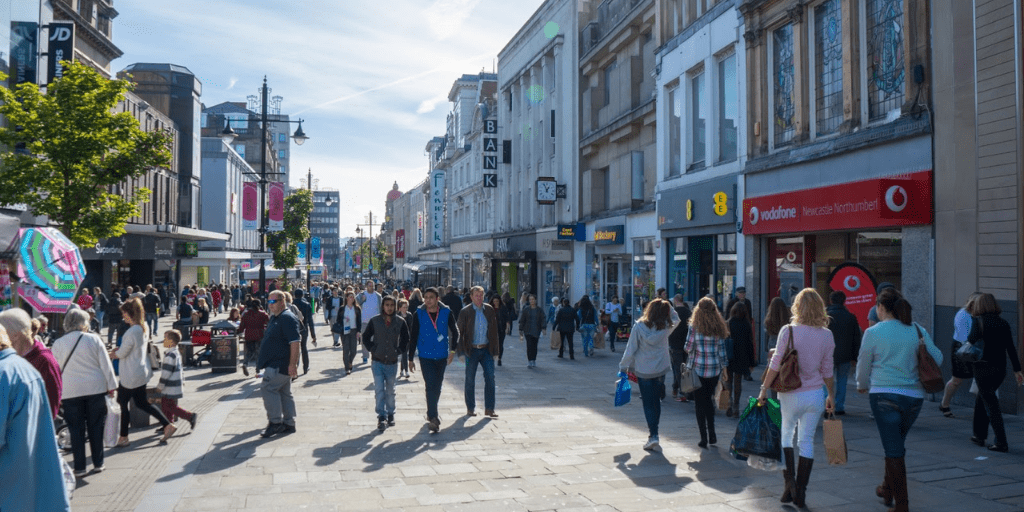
[408,287,460,433]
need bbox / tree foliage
[267,188,313,270]
[0,61,172,246]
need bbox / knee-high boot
[877,457,895,506]
[793,456,814,508]
[780,447,796,503]
[888,457,908,512]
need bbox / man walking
[357,280,382,365]
[143,285,162,338]
[725,286,755,379]
[442,285,464,319]
[456,286,500,418]
[408,287,460,432]
[256,291,302,438]
[669,295,692,401]
[362,296,410,431]
[237,300,269,377]
[826,291,861,415]
[293,290,317,375]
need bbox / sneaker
[497,359,502,366]
[73,469,88,477]
[387,415,395,427]
[92,465,105,473]
[255,372,264,379]
[378,418,388,432]
[260,422,285,438]
[189,412,198,429]
[644,436,660,451]
[282,424,296,434]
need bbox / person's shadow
[155,428,264,481]
[613,451,693,491]
[302,367,346,387]
[685,448,751,495]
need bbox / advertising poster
[311,237,322,262]
[242,182,258,230]
[268,182,285,232]
[297,241,306,260]
[827,262,878,332]
[0,261,11,311]
[395,230,405,258]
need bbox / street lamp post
[221,77,309,300]
[356,212,376,278]
[303,169,334,296]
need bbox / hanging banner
[46,21,75,84]
[242,182,258,230]
[10,22,39,86]
[297,241,306,260]
[430,171,445,244]
[268,182,285,232]
[395,230,406,258]
[311,237,322,261]
[827,262,878,333]
[416,212,424,243]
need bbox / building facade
[52,0,121,78]
[312,190,341,278]
[201,102,284,189]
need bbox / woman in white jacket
[618,298,674,451]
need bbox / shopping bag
[61,456,76,499]
[823,413,848,465]
[103,395,120,448]
[550,329,561,350]
[732,397,782,460]
[614,374,632,407]
[679,362,702,393]
[717,380,731,411]
[593,328,606,350]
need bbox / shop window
[770,236,806,306]
[667,237,688,302]
[716,233,737,308]
[812,0,844,136]
[717,53,738,162]
[633,239,657,317]
[667,86,682,177]
[863,0,905,122]
[771,24,796,148]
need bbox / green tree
[267,188,313,270]
[0,61,172,246]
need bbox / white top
[344,306,357,331]
[51,331,118,400]
[115,325,152,389]
[605,302,622,322]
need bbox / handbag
[955,316,985,363]
[679,350,703,393]
[770,327,803,393]
[915,325,944,393]
[103,395,120,448]
[822,413,848,465]
[330,319,345,334]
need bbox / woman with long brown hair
[684,297,729,449]
[967,293,1022,453]
[618,298,674,451]
[110,298,175,446]
[763,297,791,351]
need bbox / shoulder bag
[915,325,945,393]
[59,334,86,375]
[955,316,985,363]
[770,326,803,393]
[678,342,702,393]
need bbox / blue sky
[113,0,545,237]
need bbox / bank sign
[742,170,933,235]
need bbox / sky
[113,0,546,239]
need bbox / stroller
[191,328,213,366]
[55,404,71,451]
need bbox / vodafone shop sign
[742,170,932,235]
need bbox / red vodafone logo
[749,207,759,226]
[884,185,908,213]
[843,275,861,292]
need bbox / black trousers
[419,357,448,421]
[973,364,1008,445]
[64,393,107,471]
[727,369,744,408]
[525,335,539,362]
[608,322,620,349]
[497,331,506,360]
[559,331,575,356]
[118,384,170,436]
[694,375,720,441]
[300,331,310,372]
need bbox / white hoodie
[618,320,672,378]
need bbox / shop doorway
[688,236,714,301]
[497,262,531,302]
[603,258,632,313]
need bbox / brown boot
[793,456,814,508]
[780,447,796,503]
[888,457,908,512]
[876,457,895,506]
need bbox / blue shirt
[256,310,302,373]
[0,348,70,511]
[473,304,488,346]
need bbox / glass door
[688,236,714,302]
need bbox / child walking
[157,329,197,440]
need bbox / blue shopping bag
[614,372,631,407]
[732,397,782,461]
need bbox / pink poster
[242,182,258,230]
[268,182,285,232]
[0,261,11,311]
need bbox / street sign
[252,252,273,259]
[483,174,497,187]
[310,269,323,276]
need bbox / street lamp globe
[220,119,237,145]
[292,121,309,145]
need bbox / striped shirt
[684,326,728,379]
[157,347,185,399]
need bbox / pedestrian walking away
[456,286,500,418]
[518,294,547,368]
[725,301,755,417]
[668,295,692,401]
[237,300,269,377]
[577,295,598,357]
[759,288,836,509]
[293,289,317,375]
[826,291,862,416]
[685,297,730,450]
[618,298,674,451]
[856,288,942,511]
[555,298,580,359]
[255,291,302,438]
[725,286,756,377]
[362,296,410,431]
[408,287,460,432]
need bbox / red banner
[743,170,932,235]
[395,229,406,258]
[242,182,258,231]
[268,182,285,232]
[827,263,878,332]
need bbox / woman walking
[489,296,510,366]
[758,288,835,508]
[618,298,674,451]
[577,295,599,357]
[763,297,791,351]
[939,293,980,418]
[110,299,176,446]
[856,288,943,511]
[685,297,730,449]
[725,302,754,417]
[966,293,1023,453]
[333,292,361,375]
[518,294,547,368]
[555,299,580,359]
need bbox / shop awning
[0,213,21,258]
[124,223,231,242]
[403,260,447,272]
[240,265,305,280]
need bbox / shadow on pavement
[302,367,346,387]
[686,448,750,495]
[155,428,264,482]
[613,451,695,491]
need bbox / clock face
[536,179,556,203]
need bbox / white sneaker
[643,436,659,451]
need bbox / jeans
[580,324,596,355]
[670,350,687,393]
[420,357,448,420]
[96,310,106,330]
[372,361,398,418]
[261,367,296,426]
[340,331,358,370]
[637,376,665,437]
[972,364,1008,446]
[558,331,575,357]
[525,335,539,362]
[146,312,158,336]
[300,331,310,372]
[779,387,825,458]
[465,347,496,411]
[833,361,851,412]
[694,375,719,441]
[869,392,923,457]
[64,393,107,471]
[242,340,260,369]
[107,321,122,346]
[117,384,170,436]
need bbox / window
[813,0,844,136]
[772,24,796,148]
[279,165,285,174]
[603,62,617,107]
[689,71,706,169]
[864,0,905,121]
[234,144,246,159]
[667,87,682,177]
[278,133,286,143]
[717,53,738,162]
[200,113,208,128]
[278,150,286,159]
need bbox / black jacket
[555,305,580,333]
[827,304,862,364]
[975,313,1022,375]
[668,305,692,351]
[362,314,410,365]
[442,292,463,319]
[727,317,755,371]
[295,298,315,336]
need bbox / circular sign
[843,275,861,292]
[749,206,759,225]
[786,251,797,263]
[713,192,728,216]
[885,185,908,213]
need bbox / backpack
[147,342,161,371]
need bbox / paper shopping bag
[593,327,606,349]
[550,329,561,350]
[717,380,731,411]
[823,414,848,465]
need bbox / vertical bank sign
[430,170,445,244]
[47,21,75,84]
[10,21,38,86]
[742,170,933,235]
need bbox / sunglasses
[267,299,279,304]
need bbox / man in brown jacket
[455,286,499,418]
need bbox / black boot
[888,457,908,512]
[697,422,708,449]
[781,447,796,503]
[877,457,895,506]
[794,456,814,508]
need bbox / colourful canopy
[16,227,87,313]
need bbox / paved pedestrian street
[68,318,1024,512]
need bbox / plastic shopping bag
[614,373,632,407]
[61,456,76,499]
[103,395,120,448]
[732,397,782,461]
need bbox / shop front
[537,229,574,307]
[657,176,740,309]
[488,234,536,303]
[81,236,178,294]
[450,237,494,290]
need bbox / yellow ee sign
[713,192,728,216]
[686,200,694,221]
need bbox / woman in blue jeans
[618,299,674,451]
[856,289,942,512]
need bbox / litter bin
[129,387,163,428]
[209,320,238,373]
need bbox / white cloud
[416,94,449,114]
[424,0,482,40]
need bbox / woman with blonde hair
[110,298,175,446]
[758,288,835,508]
[618,298,674,451]
[684,297,730,449]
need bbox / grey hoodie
[618,320,672,378]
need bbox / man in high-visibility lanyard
[407,287,460,433]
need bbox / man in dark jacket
[442,286,464,320]
[827,291,861,415]
[669,295,692,401]
[725,286,755,378]
[293,290,317,375]
[362,296,410,431]
[455,287,500,418]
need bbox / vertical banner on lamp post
[395,230,405,258]
[311,237,322,262]
[242,182,258,230]
[417,212,424,243]
[268,182,285,231]
[297,241,306,260]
